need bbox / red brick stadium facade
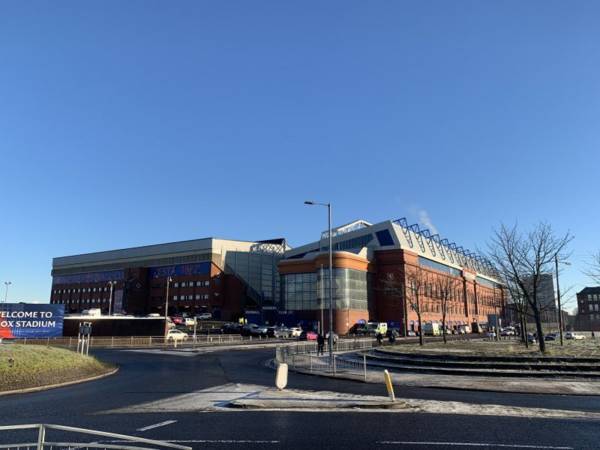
[279,219,505,335]
[50,238,284,321]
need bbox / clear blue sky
[1,1,599,309]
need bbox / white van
[423,322,441,336]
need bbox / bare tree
[503,277,530,348]
[488,223,572,353]
[435,275,461,344]
[406,265,429,346]
[378,272,407,338]
[584,252,600,284]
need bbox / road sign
[0,303,64,339]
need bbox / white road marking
[136,419,177,431]
[107,439,279,444]
[166,440,279,444]
[103,383,600,423]
[377,442,573,449]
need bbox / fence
[8,333,282,350]
[0,423,191,450]
[275,334,493,381]
[275,338,377,381]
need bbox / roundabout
[280,339,600,395]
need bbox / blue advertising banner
[0,303,64,339]
[148,262,211,279]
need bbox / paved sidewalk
[282,354,600,395]
[103,382,600,421]
[126,341,287,356]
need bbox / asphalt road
[1,348,600,449]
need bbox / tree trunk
[519,313,524,343]
[418,314,424,346]
[532,306,546,353]
[442,315,447,344]
[522,314,529,348]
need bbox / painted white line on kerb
[166,440,279,444]
[136,420,177,432]
[376,442,573,450]
[108,439,279,444]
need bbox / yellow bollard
[384,369,395,402]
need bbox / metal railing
[0,424,191,450]
[275,335,485,381]
[9,334,288,350]
[275,338,377,381]
[277,347,371,381]
[11,335,380,351]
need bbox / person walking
[317,333,325,355]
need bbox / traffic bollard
[384,369,395,402]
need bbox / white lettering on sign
[1,320,56,328]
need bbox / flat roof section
[53,237,214,269]
[53,236,288,271]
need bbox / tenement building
[278,218,505,335]
[575,287,600,331]
[50,237,286,321]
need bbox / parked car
[271,326,292,339]
[544,333,557,341]
[289,327,303,338]
[565,332,585,340]
[298,330,318,341]
[350,325,371,336]
[307,331,319,340]
[171,316,185,325]
[184,317,196,327]
[423,322,441,336]
[407,330,417,337]
[241,324,268,337]
[527,332,537,344]
[221,322,242,334]
[486,331,496,339]
[386,329,399,339]
[196,312,212,320]
[325,331,339,345]
[166,329,189,342]
[147,313,161,317]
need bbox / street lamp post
[320,264,324,334]
[107,281,117,316]
[3,281,11,303]
[164,276,173,338]
[305,200,334,367]
[554,255,571,346]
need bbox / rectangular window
[419,257,462,277]
[196,281,202,287]
[195,294,200,300]
[174,295,178,300]
[376,229,395,246]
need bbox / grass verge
[0,343,115,392]
[383,339,600,358]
